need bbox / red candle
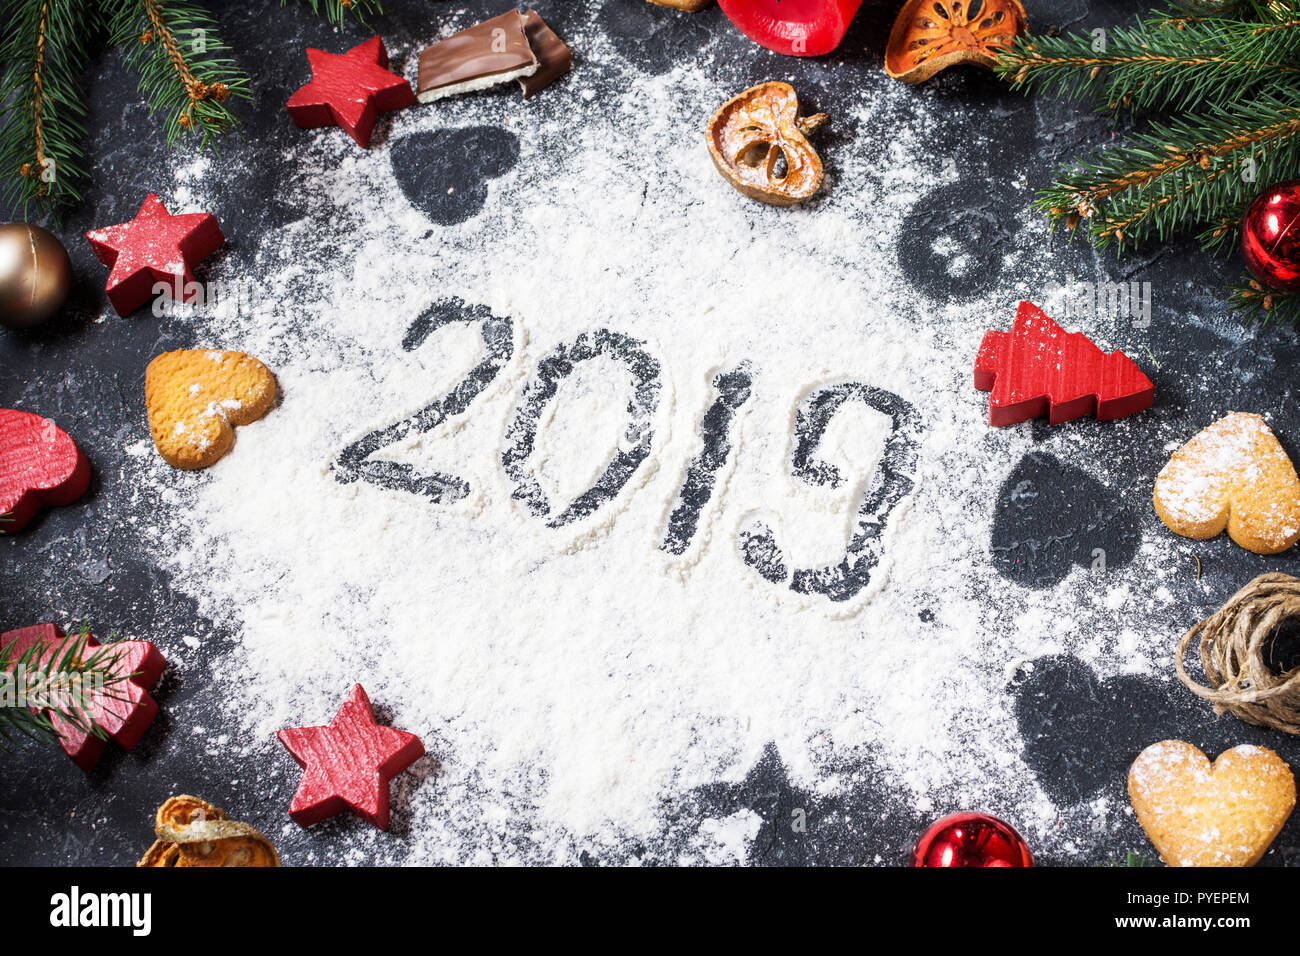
[717,0,864,57]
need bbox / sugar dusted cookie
[1128,740,1295,867]
[145,349,277,470]
[1153,412,1300,555]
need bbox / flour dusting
[104,11,1219,864]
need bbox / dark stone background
[3,0,1300,866]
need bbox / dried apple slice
[885,0,1027,84]
[706,82,828,206]
[154,794,225,833]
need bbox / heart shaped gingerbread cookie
[1153,412,1300,555]
[145,349,277,470]
[1129,740,1295,867]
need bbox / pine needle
[281,0,384,28]
[1104,850,1159,867]
[0,0,387,214]
[0,623,136,746]
[1229,276,1300,324]
[0,0,94,215]
[995,0,1300,326]
[999,18,1300,116]
[106,0,251,150]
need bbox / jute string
[1176,572,1300,734]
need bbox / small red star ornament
[277,683,424,830]
[85,194,224,316]
[286,36,415,147]
[0,623,167,771]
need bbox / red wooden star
[85,193,224,316]
[0,623,167,771]
[277,683,424,830]
[287,36,415,148]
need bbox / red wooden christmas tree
[0,623,166,771]
[974,301,1154,427]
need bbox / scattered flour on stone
[112,21,1220,863]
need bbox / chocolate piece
[519,10,573,98]
[417,10,539,103]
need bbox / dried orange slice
[885,0,1027,84]
[154,794,223,833]
[140,835,280,867]
[138,794,279,867]
[705,82,828,206]
[647,0,713,9]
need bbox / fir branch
[282,0,384,27]
[106,0,250,149]
[1104,851,1159,867]
[1035,95,1300,250]
[1197,211,1247,254]
[1079,157,1239,249]
[1086,162,1237,251]
[1001,0,1300,325]
[0,624,131,745]
[1257,0,1300,23]
[1249,17,1300,37]
[997,15,1300,116]
[0,0,94,216]
[1230,276,1300,323]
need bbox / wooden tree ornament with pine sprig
[995,0,1300,324]
[0,624,128,745]
[0,0,384,218]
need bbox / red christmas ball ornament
[1241,180,1300,292]
[912,812,1033,867]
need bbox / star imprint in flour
[678,743,926,866]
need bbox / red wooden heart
[0,409,90,533]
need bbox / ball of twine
[1176,572,1300,734]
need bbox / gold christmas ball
[0,222,73,330]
